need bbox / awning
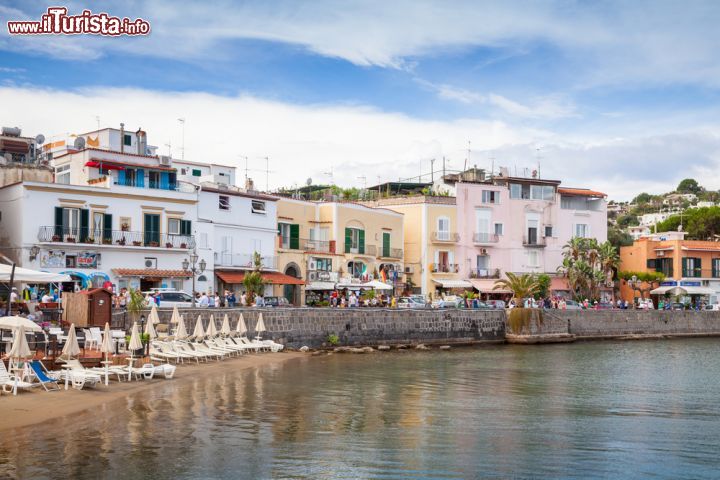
[112,269,191,278]
[651,285,714,295]
[0,264,71,283]
[650,286,673,295]
[306,281,336,291]
[469,278,510,293]
[84,161,125,170]
[215,271,305,285]
[432,279,473,289]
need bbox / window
[56,164,70,185]
[481,190,500,204]
[510,184,522,199]
[278,223,291,249]
[315,258,332,271]
[180,168,187,175]
[123,134,132,146]
[63,208,80,238]
[66,255,76,268]
[170,280,183,291]
[530,185,555,200]
[575,224,589,238]
[251,200,266,214]
[92,212,104,239]
[168,218,181,235]
[544,225,553,237]
[527,250,539,267]
[436,217,450,240]
[494,223,504,236]
[149,171,160,189]
[683,257,702,278]
[382,232,391,257]
[192,169,202,177]
[476,255,489,275]
[348,261,365,278]
[120,217,131,232]
[199,232,209,249]
[713,259,720,278]
[219,195,230,210]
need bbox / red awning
[85,160,125,170]
[216,271,305,285]
[112,269,191,278]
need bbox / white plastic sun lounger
[0,360,35,395]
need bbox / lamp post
[182,250,206,308]
[139,314,147,357]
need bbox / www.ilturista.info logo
[7,7,150,36]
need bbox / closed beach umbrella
[170,305,181,324]
[144,317,157,339]
[61,324,81,359]
[192,315,205,339]
[8,325,31,360]
[255,313,266,336]
[149,304,161,324]
[128,322,143,353]
[100,322,113,386]
[0,315,41,332]
[175,315,188,339]
[206,314,218,338]
[221,314,231,336]
[236,313,247,336]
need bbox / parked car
[264,296,292,307]
[704,304,720,311]
[670,302,686,310]
[435,299,464,309]
[596,302,615,310]
[563,300,583,310]
[485,300,506,309]
[142,290,195,308]
[397,297,426,309]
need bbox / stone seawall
[146,308,507,348]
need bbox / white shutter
[434,250,439,265]
[448,251,454,265]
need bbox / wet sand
[0,351,304,433]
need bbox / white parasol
[206,314,218,338]
[236,313,247,336]
[148,304,161,324]
[255,313,266,339]
[61,324,80,359]
[221,314,231,336]
[170,305,181,324]
[128,322,143,352]
[144,317,157,339]
[192,315,205,339]
[0,316,42,332]
[8,325,31,360]
[175,314,188,339]
[100,322,113,386]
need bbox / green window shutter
[290,224,300,249]
[646,259,656,269]
[181,220,191,236]
[358,229,365,254]
[80,209,89,242]
[681,257,688,276]
[54,207,64,237]
[383,232,390,257]
[103,214,112,241]
[345,228,352,253]
[144,214,160,245]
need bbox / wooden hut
[62,288,112,327]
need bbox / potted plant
[149,241,159,247]
[180,242,187,249]
[102,238,112,245]
[117,237,126,246]
[66,237,76,243]
[51,234,61,242]
[121,223,130,232]
[85,237,95,244]
[165,242,173,248]
[132,240,142,246]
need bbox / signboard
[41,250,65,268]
[660,281,678,287]
[680,281,702,287]
[77,252,98,268]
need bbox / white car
[142,290,195,308]
[397,297,426,309]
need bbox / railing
[278,237,335,253]
[346,244,377,256]
[38,226,195,249]
[473,232,499,244]
[681,268,720,279]
[114,179,195,193]
[431,263,459,273]
[379,247,403,259]
[469,268,501,279]
[431,231,460,242]
[523,236,546,247]
[214,252,277,269]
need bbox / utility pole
[178,118,186,160]
[442,156,446,180]
[430,158,435,183]
[264,156,270,192]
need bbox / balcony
[379,247,403,259]
[278,237,335,254]
[214,252,277,270]
[38,226,194,249]
[473,233,499,244]
[431,263,459,274]
[113,179,195,193]
[523,236,546,248]
[346,244,377,257]
[469,268,501,279]
[681,268,720,279]
[432,231,460,243]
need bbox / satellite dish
[73,137,86,150]
[306,178,312,186]
[35,134,45,145]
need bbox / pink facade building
[456,176,607,295]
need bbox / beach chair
[179,340,223,361]
[57,359,102,389]
[139,363,176,379]
[28,360,60,391]
[82,329,98,350]
[0,360,35,395]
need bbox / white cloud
[1,85,717,201]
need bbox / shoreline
[0,351,304,433]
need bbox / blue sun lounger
[29,360,60,391]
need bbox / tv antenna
[165,140,172,157]
[178,118,186,160]
[536,146,543,179]
[324,166,334,185]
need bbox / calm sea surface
[2,340,720,479]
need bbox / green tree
[677,178,702,194]
[607,225,634,250]
[493,272,540,302]
[126,288,146,325]
[656,207,720,239]
[632,192,654,204]
[616,214,639,228]
[242,252,266,305]
[535,274,551,298]
[557,238,619,301]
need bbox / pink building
[456,177,607,296]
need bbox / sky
[2,0,720,200]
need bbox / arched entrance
[283,264,301,305]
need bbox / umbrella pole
[6,263,15,316]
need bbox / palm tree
[598,241,620,286]
[242,251,266,305]
[563,237,584,261]
[493,272,540,303]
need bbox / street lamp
[182,250,206,307]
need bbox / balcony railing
[379,247,403,259]
[681,268,720,279]
[278,237,335,253]
[469,268,501,279]
[38,226,194,249]
[346,244,377,257]
[431,263,459,273]
[431,231,460,242]
[523,236,546,248]
[113,179,195,193]
[473,232,499,244]
[214,252,277,270]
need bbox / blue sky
[2,0,720,199]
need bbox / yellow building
[365,196,470,299]
[275,198,404,305]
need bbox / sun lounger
[171,341,211,362]
[56,359,102,389]
[190,340,228,359]
[28,360,60,391]
[0,361,35,395]
[139,363,176,379]
[179,341,223,361]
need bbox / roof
[215,271,305,285]
[432,279,473,289]
[366,181,432,192]
[112,269,191,278]
[53,147,159,161]
[87,158,175,171]
[201,185,278,202]
[558,187,607,198]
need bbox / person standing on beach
[240,291,247,306]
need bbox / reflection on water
[2,340,720,479]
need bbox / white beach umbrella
[192,315,205,339]
[170,305,181,324]
[128,322,143,352]
[255,313,266,337]
[0,316,42,332]
[236,313,248,336]
[206,314,218,338]
[61,324,81,359]
[100,322,113,386]
[149,304,161,324]
[221,314,231,336]
[175,315,188,339]
[144,317,157,339]
[8,325,31,360]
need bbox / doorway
[283,265,300,305]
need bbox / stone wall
[145,307,506,348]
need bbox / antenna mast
[178,118,186,160]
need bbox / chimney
[245,177,255,191]
[120,123,125,153]
[136,128,146,155]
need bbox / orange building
[619,231,718,304]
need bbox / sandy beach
[0,351,304,433]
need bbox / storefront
[650,280,715,306]
[112,268,191,292]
